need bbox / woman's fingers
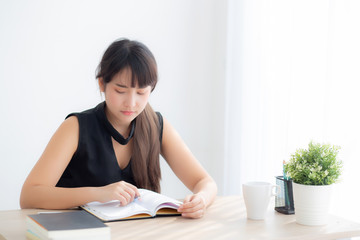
[99,181,140,205]
[117,181,141,205]
[123,181,141,198]
[178,194,206,218]
[181,208,204,218]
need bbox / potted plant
[284,141,343,226]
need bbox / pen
[283,160,287,180]
[283,160,290,209]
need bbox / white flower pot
[292,182,333,226]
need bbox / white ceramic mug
[242,181,280,220]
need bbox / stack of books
[26,210,110,240]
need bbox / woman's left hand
[177,194,207,219]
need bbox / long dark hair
[96,38,161,192]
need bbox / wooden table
[1,196,360,240]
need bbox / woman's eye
[115,90,125,94]
[137,92,145,95]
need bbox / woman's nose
[124,93,136,107]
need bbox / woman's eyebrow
[115,83,128,88]
[115,83,148,89]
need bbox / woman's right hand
[97,181,140,206]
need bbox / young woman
[20,38,217,219]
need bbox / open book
[81,189,182,221]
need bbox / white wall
[0,0,227,210]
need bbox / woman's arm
[160,117,217,218]
[20,116,139,209]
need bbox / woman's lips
[121,111,135,116]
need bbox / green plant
[284,141,343,185]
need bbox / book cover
[26,211,110,239]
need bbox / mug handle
[271,185,280,197]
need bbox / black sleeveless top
[56,102,163,188]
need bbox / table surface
[1,196,360,240]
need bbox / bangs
[127,54,157,89]
[96,39,158,91]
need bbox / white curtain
[224,0,360,221]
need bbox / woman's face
[99,68,152,128]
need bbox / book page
[136,189,182,215]
[83,200,151,221]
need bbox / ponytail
[131,103,161,192]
